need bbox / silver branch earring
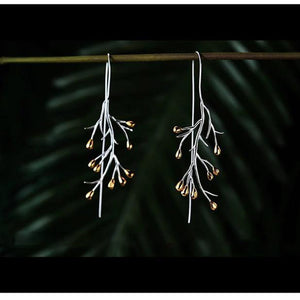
[173,51,224,223]
[84,54,135,218]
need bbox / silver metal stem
[188,60,195,224]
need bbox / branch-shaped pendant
[173,51,223,223]
[84,54,135,218]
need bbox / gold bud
[88,159,96,168]
[124,169,134,179]
[173,126,182,134]
[213,167,220,176]
[175,180,184,192]
[86,138,94,150]
[181,185,189,197]
[175,149,182,159]
[214,145,221,156]
[108,178,115,190]
[93,164,101,173]
[191,188,198,200]
[85,190,94,200]
[126,141,133,150]
[126,121,135,128]
[214,145,218,155]
[207,172,214,181]
[118,176,127,187]
[210,201,218,211]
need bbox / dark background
[1,4,300,292]
[1,39,300,257]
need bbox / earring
[84,54,135,218]
[173,51,223,223]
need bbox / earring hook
[194,51,204,107]
[105,53,111,100]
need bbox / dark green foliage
[1,40,299,256]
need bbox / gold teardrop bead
[124,169,134,179]
[175,149,182,159]
[213,168,220,176]
[126,121,135,128]
[175,180,184,192]
[207,172,214,181]
[181,185,189,197]
[85,190,94,200]
[108,178,115,190]
[173,126,182,134]
[214,145,221,156]
[192,188,198,200]
[93,164,101,173]
[88,159,96,168]
[210,201,218,211]
[86,138,94,150]
[126,141,133,150]
[119,176,127,186]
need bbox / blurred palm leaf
[5,40,299,257]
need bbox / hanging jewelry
[84,54,135,218]
[173,51,223,223]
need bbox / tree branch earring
[84,54,135,218]
[173,51,224,223]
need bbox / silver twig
[173,51,223,223]
[84,54,135,218]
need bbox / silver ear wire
[173,51,224,223]
[84,53,136,218]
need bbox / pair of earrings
[84,52,223,223]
